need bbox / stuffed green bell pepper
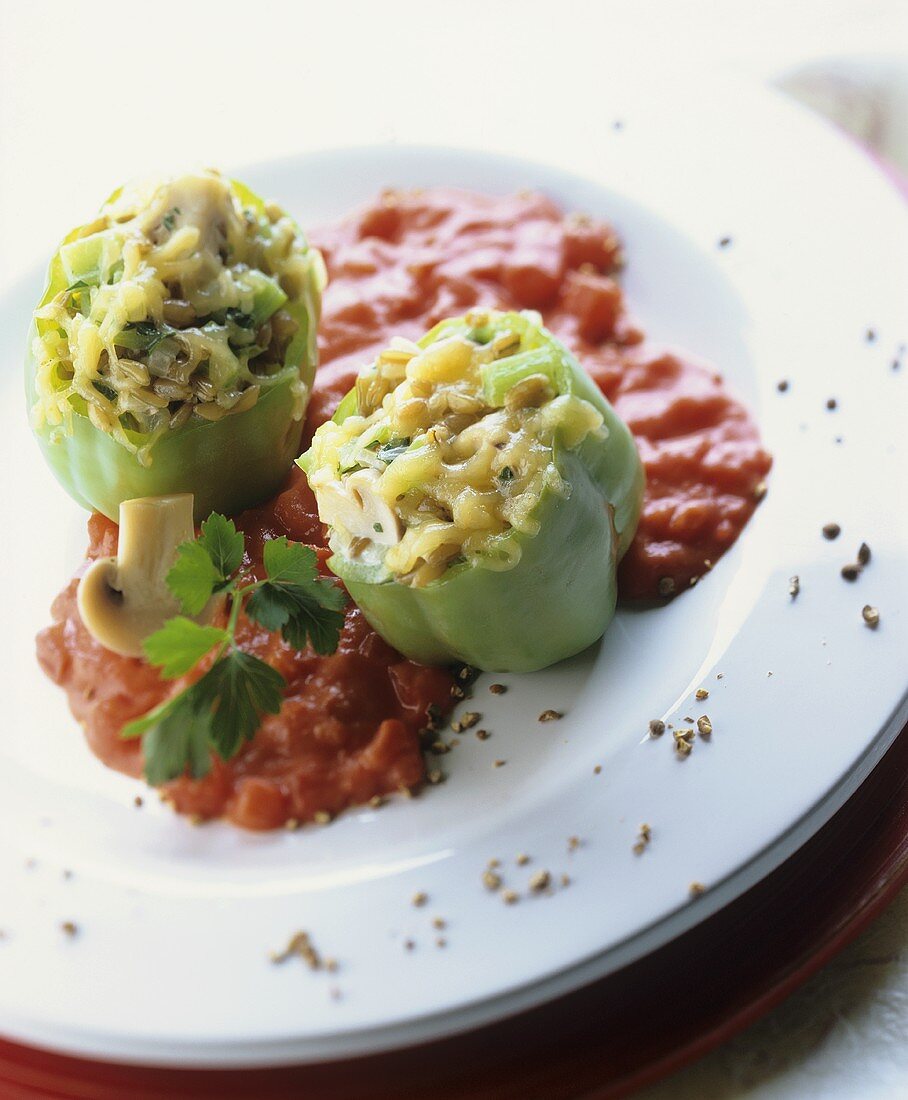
[26,170,325,521]
[299,309,644,672]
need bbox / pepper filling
[32,170,324,464]
[305,311,605,586]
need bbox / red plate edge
[1,719,905,1100]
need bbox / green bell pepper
[300,310,644,672]
[26,172,325,522]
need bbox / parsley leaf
[246,537,347,655]
[122,653,285,782]
[204,651,285,760]
[121,680,213,784]
[242,584,291,635]
[166,513,244,615]
[261,537,319,586]
[254,584,347,655]
[198,513,245,581]
[166,540,222,615]
[124,520,343,786]
[139,686,215,785]
[142,617,227,679]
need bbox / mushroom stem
[77,494,214,657]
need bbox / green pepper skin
[26,367,305,521]
[306,312,645,673]
[337,447,622,670]
[25,178,322,522]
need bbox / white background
[2,1,907,1096]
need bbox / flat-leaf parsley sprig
[122,513,347,786]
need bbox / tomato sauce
[37,188,770,828]
[307,188,772,599]
[37,502,453,829]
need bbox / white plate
[1,82,907,1067]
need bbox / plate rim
[2,84,908,1065]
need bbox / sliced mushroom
[77,494,219,657]
[145,172,231,254]
[316,469,403,547]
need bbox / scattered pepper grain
[451,711,481,733]
[674,730,694,758]
[482,870,502,891]
[633,823,652,855]
[269,931,323,969]
[528,870,551,893]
